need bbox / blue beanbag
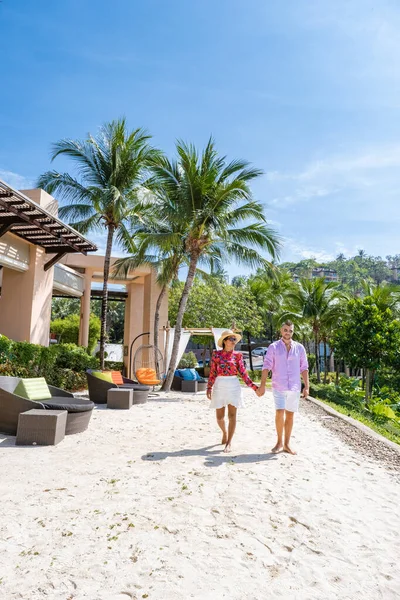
[180,368,199,381]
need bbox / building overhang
[0,178,97,270]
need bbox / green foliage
[178,352,198,368]
[169,281,264,336]
[51,344,98,371]
[0,341,99,391]
[104,361,124,372]
[332,297,400,371]
[307,354,316,373]
[50,313,100,354]
[0,334,12,361]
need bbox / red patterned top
[207,350,258,393]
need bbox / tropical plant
[248,267,293,340]
[147,138,281,390]
[332,297,400,402]
[37,118,161,368]
[282,277,342,383]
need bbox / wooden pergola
[0,178,97,269]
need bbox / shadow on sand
[142,444,278,467]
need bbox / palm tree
[37,118,161,368]
[248,267,293,341]
[360,281,400,313]
[148,138,281,391]
[283,277,342,382]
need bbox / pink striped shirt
[263,339,308,392]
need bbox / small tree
[332,297,400,402]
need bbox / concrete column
[123,282,144,376]
[78,268,93,347]
[0,244,54,345]
[142,270,168,345]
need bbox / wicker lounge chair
[86,371,150,404]
[0,376,94,436]
[171,370,207,392]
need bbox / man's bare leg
[272,409,285,453]
[283,410,296,454]
[224,404,237,452]
[216,407,227,444]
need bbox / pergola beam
[0,196,86,254]
[44,252,68,272]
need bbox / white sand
[1,389,399,600]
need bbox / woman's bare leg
[216,407,227,444]
[224,404,237,452]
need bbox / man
[256,320,309,455]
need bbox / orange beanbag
[135,368,161,385]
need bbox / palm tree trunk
[154,283,167,351]
[314,331,320,383]
[99,224,115,370]
[162,252,199,391]
[323,340,328,384]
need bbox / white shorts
[273,390,300,413]
[209,376,244,409]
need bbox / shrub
[50,313,100,354]
[178,352,198,368]
[52,343,98,372]
[0,334,11,361]
[307,354,316,373]
[105,361,124,372]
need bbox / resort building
[0,178,168,371]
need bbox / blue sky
[1,0,400,278]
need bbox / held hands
[256,386,266,397]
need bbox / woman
[206,330,259,453]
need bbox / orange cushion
[136,368,161,385]
[111,371,124,385]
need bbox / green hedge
[0,334,98,391]
[50,313,100,355]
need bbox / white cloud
[266,143,400,208]
[284,238,335,263]
[0,168,34,190]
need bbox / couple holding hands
[206,321,309,454]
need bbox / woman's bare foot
[221,433,227,445]
[283,445,297,455]
[223,443,232,453]
[271,443,283,453]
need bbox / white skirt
[209,376,244,409]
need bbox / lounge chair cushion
[14,377,52,401]
[135,368,161,385]
[91,371,114,383]
[179,368,200,381]
[111,371,124,385]
[42,397,95,412]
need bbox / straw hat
[217,329,242,348]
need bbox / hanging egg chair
[133,343,165,386]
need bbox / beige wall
[123,275,168,375]
[0,244,54,345]
[0,189,57,345]
[0,232,30,271]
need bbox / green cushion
[14,377,52,401]
[91,371,114,383]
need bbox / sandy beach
[1,388,400,600]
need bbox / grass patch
[311,395,400,446]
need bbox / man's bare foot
[283,445,297,455]
[271,444,283,453]
[223,443,232,453]
[221,433,227,445]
